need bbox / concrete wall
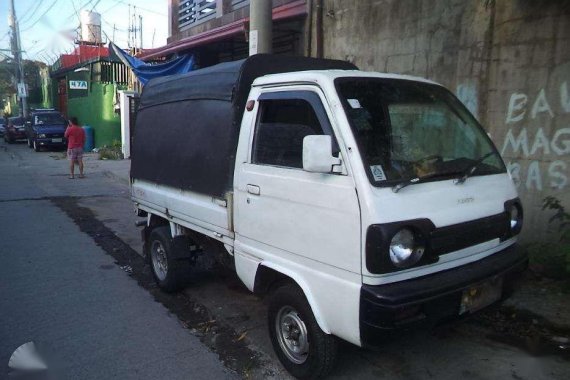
[316,0,570,240]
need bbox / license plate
[459,277,503,315]
[52,138,62,143]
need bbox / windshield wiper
[454,151,497,185]
[392,172,458,193]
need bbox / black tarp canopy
[131,54,358,197]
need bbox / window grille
[231,0,249,10]
[178,0,217,30]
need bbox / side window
[252,97,327,169]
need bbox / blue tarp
[110,42,195,86]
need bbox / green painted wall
[67,82,121,148]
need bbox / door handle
[247,184,260,195]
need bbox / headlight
[507,202,523,234]
[389,228,425,268]
[38,134,46,138]
[509,205,519,229]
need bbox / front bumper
[360,243,527,346]
[36,137,66,148]
[8,132,26,140]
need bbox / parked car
[4,116,27,143]
[25,109,67,151]
[131,55,527,379]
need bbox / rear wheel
[268,283,338,379]
[148,226,191,292]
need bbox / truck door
[234,89,361,276]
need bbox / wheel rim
[275,306,309,364]
[151,240,168,281]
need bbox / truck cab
[131,56,526,379]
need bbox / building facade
[141,0,308,63]
[50,45,132,148]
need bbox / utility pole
[249,0,272,56]
[131,6,138,51]
[139,15,143,49]
[8,0,28,118]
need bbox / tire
[33,140,40,152]
[147,226,191,293]
[268,283,338,379]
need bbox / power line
[20,0,61,33]
[117,0,167,17]
[63,0,93,24]
[99,1,122,16]
[90,0,103,12]
[0,31,10,43]
[19,0,45,26]
[102,19,126,33]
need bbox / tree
[0,59,49,110]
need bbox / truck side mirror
[302,135,341,173]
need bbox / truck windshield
[335,77,505,186]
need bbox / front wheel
[268,284,338,379]
[147,226,190,293]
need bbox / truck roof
[140,54,357,110]
[252,70,442,87]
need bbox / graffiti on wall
[501,80,570,191]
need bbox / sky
[0,0,169,63]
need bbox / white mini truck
[131,55,527,379]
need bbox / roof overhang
[140,0,307,61]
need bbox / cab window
[252,92,336,169]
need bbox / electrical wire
[90,0,103,12]
[116,0,167,17]
[19,0,46,26]
[98,1,122,16]
[63,0,93,24]
[20,0,61,33]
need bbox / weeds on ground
[98,140,123,160]
[528,196,570,286]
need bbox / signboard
[17,82,27,98]
[249,30,258,55]
[69,80,88,90]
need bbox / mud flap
[170,235,201,264]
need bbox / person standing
[64,117,86,179]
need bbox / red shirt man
[64,117,86,178]
[65,120,86,149]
